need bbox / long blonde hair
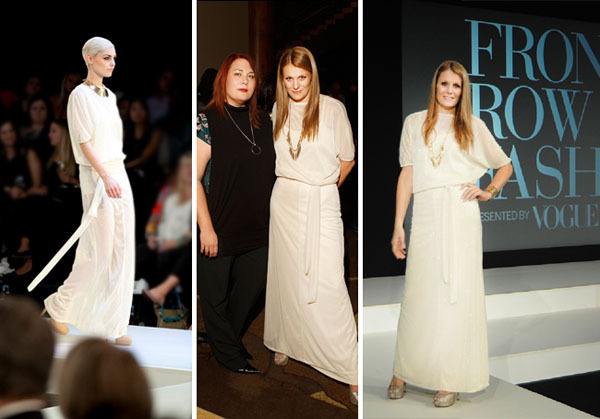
[423,60,473,151]
[49,119,76,178]
[274,46,320,141]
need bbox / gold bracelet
[485,184,499,199]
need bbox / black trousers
[197,246,267,370]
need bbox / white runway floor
[43,325,192,419]
[363,261,600,418]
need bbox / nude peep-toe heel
[387,376,406,399]
[41,308,69,335]
[433,391,459,407]
[114,335,133,346]
[273,352,289,366]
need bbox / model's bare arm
[338,159,355,187]
[462,163,513,201]
[391,166,413,259]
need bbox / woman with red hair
[197,53,275,373]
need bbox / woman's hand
[461,183,492,202]
[200,229,218,257]
[8,186,26,200]
[159,239,178,253]
[147,235,159,250]
[101,174,122,198]
[391,227,407,260]
[27,185,48,196]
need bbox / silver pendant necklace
[224,106,262,155]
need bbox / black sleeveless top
[198,104,275,256]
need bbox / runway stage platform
[41,325,193,419]
[363,260,600,418]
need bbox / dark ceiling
[420,0,600,23]
[272,0,358,87]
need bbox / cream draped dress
[44,83,135,339]
[264,95,358,385]
[393,110,511,392]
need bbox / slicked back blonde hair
[82,36,114,64]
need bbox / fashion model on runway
[388,60,513,407]
[43,37,135,345]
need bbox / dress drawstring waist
[304,184,321,304]
[277,177,336,304]
[440,185,460,305]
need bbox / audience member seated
[59,338,152,419]
[0,119,47,276]
[0,295,55,419]
[46,119,80,224]
[19,96,53,164]
[18,76,43,122]
[123,98,163,242]
[147,68,176,126]
[139,152,192,312]
[49,72,82,121]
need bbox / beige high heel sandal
[273,352,289,366]
[40,308,69,335]
[349,385,359,405]
[387,376,406,399]
[433,391,459,407]
[114,335,133,346]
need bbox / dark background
[272,1,359,230]
[0,2,191,102]
[364,0,600,278]
[0,1,192,306]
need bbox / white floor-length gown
[393,110,511,392]
[44,83,135,339]
[264,95,358,385]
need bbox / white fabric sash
[27,179,104,292]
[304,185,321,304]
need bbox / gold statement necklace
[82,79,108,97]
[286,102,303,160]
[427,119,453,167]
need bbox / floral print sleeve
[197,113,211,145]
[197,112,212,193]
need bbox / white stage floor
[364,337,595,419]
[43,325,192,419]
[364,261,600,306]
[363,261,600,418]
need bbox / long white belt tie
[441,185,459,305]
[304,185,321,304]
[27,179,105,292]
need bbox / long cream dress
[393,110,511,392]
[44,83,135,339]
[264,95,358,385]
